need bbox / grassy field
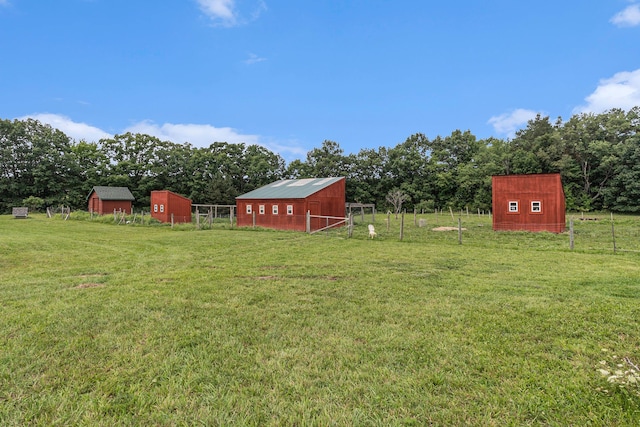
[1,213,639,425]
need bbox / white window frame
[508,201,519,213]
[531,201,542,213]
[160,204,165,213]
[246,204,252,214]
[154,204,158,213]
[287,205,293,215]
[259,205,265,215]
[272,204,279,215]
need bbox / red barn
[87,186,135,215]
[492,173,566,233]
[150,190,192,224]
[236,177,346,232]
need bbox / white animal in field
[368,224,377,239]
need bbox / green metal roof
[88,186,135,201]
[236,177,344,200]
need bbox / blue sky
[1,1,639,161]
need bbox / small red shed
[150,190,192,224]
[87,186,135,215]
[236,177,346,232]
[492,173,566,233]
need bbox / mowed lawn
[1,215,639,425]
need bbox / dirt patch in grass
[75,283,105,289]
[254,275,339,281]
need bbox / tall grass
[1,214,639,425]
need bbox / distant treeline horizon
[1,106,639,214]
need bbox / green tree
[345,147,389,205]
[0,118,77,212]
[510,114,562,174]
[304,140,348,178]
[384,133,431,209]
[100,132,170,207]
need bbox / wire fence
[53,208,640,253]
[344,211,640,253]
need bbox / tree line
[1,107,639,214]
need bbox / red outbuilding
[236,177,346,232]
[150,190,192,224]
[87,186,135,215]
[492,173,566,233]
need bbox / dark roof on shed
[87,186,135,201]
[236,177,344,200]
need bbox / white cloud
[124,120,260,146]
[196,0,266,27]
[124,120,306,160]
[487,109,540,137]
[16,113,306,161]
[575,69,640,114]
[197,0,236,25]
[19,113,111,142]
[244,52,267,65]
[610,4,640,27]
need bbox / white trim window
[531,201,542,213]
[154,204,158,213]
[259,205,265,215]
[272,204,279,215]
[160,204,165,213]
[287,205,293,215]
[508,201,519,213]
[246,204,252,214]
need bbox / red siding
[492,173,566,233]
[87,192,132,215]
[150,190,192,223]
[236,178,346,232]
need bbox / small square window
[246,204,252,214]
[508,201,519,213]
[259,205,265,215]
[287,205,293,215]
[272,205,278,215]
[531,201,542,213]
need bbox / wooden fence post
[569,219,574,250]
[458,218,462,245]
[400,210,405,241]
[306,210,311,233]
[612,220,617,253]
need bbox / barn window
[287,205,293,215]
[259,205,265,215]
[531,201,542,213]
[160,204,165,213]
[246,204,252,214]
[272,205,279,215]
[154,204,158,213]
[508,201,519,213]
